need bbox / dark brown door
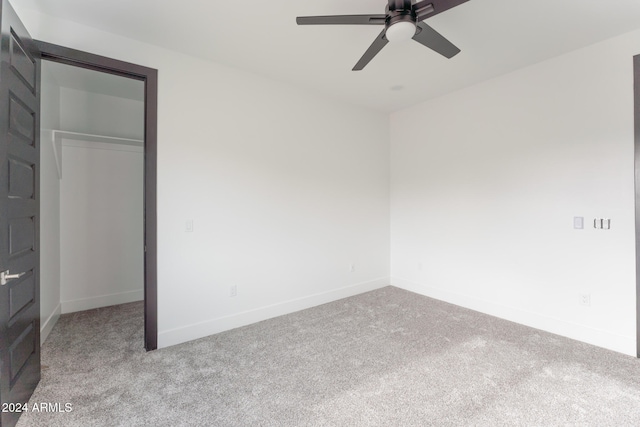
[0,0,41,426]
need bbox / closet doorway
[37,43,157,350]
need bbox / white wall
[391,29,640,356]
[59,87,144,140]
[16,7,391,348]
[39,62,61,343]
[15,1,640,356]
[59,139,144,313]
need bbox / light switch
[593,218,611,230]
[573,217,583,229]
[185,220,194,232]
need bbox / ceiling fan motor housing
[387,0,414,12]
[386,0,418,28]
[385,0,418,41]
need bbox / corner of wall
[40,303,61,345]
[158,277,390,349]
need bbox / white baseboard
[41,303,61,344]
[158,277,390,349]
[61,289,144,314]
[392,277,635,356]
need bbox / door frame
[36,41,158,351]
[635,54,640,358]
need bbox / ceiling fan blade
[296,15,386,26]
[353,30,388,71]
[412,22,460,59]
[413,0,471,21]
[413,1,435,21]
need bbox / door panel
[9,30,36,90]
[8,272,35,319]
[0,1,41,426]
[8,157,35,198]
[8,217,35,255]
[9,96,35,142]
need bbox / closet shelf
[51,130,143,146]
[50,130,144,179]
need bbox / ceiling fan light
[385,21,416,42]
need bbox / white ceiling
[18,0,640,112]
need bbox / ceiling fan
[297,0,470,71]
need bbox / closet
[39,60,145,342]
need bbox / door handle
[0,270,26,286]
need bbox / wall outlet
[579,293,591,307]
[230,285,237,297]
[350,263,356,273]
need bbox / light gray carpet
[16,286,640,426]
